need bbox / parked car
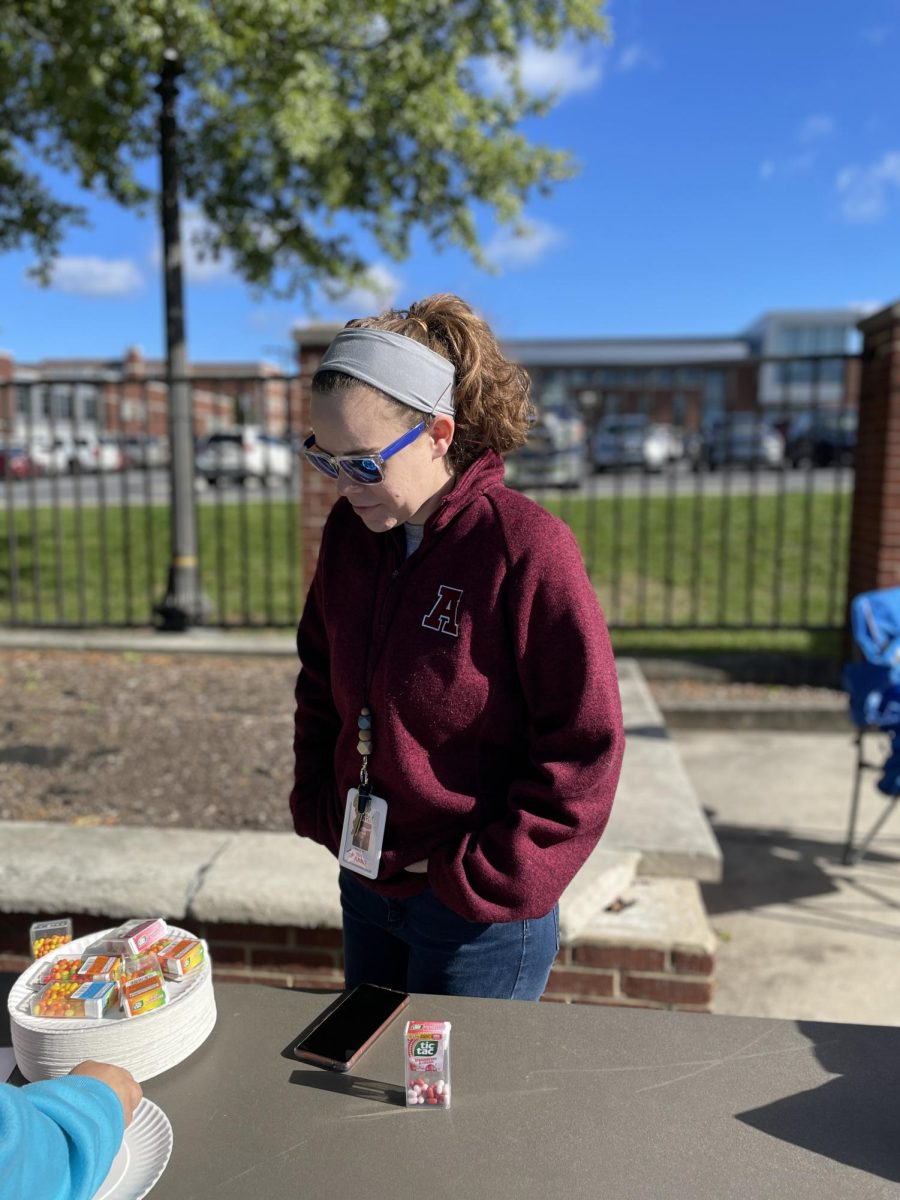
[786,411,857,468]
[195,427,293,486]
[121,435,170,469]
[693,415,785,471]
[52,434,124,473]
[0,445,40,479]
[504,400,587,490]
[592,415,682,473]
[27,439,70,476]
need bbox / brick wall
[0,909,713,1012]
[545,944,713,1010]
[847,300,900,603]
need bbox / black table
[6,979,900,1199]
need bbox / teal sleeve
[0,1076,125,1200]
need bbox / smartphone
[291,983,410,1072]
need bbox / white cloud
[797,113,835,143]
[758,153,814,181]
[836,151,900,222]
[481,40,603,100]
[322,262,404,314]
[485,219,564,269]
[618,43,661,72]
[149,209,235,285]
[45,256,143,297]
[847,299,883,316]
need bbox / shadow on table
[700,819,900,923]
[277,1011,405,1107]
[288,1069,405,1106]
[736,1021,900,1184]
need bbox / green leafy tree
[0,0,607,295]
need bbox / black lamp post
[154,48,210,630]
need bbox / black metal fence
[0,355,859,634]
[505,353,859,634]
[0,374,303,628]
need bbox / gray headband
[313,328,456,416]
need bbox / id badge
[339,788,388,879]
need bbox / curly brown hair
[313,293,534,473]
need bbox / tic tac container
[404,1020,451,1109]
[153,937,205,980]
[119,952,163,987]
[107,918,168,957]
[30,979,119,1020]
[74,954,124,984]
[30,919,73,960]
[30,958,82,990]
[121,972,168,1018]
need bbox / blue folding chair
[842,587,900,864]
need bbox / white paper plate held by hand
[94,1098,173,1200]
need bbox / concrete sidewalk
[677,728,900,1027]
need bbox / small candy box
[404,1021,451,1109]
[30,958,81,990]
[153,937,205,980]
[30,919,73,960]
[121,972,168,1018]
[108,918,168,957]
[75,954,123,984]
[120,953,164,988]
[30,979,118,1020]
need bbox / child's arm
[0,1071,128,1200]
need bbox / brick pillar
[0,352,13,440]
[847,300,900,610]
[293,324,342,596]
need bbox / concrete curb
[660,702,851,733]
[0,819,642,945]
[0,629,296,657]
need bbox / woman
[290,293,624,1000]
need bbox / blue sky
[1,0,898,363]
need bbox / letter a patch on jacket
[422,585,463,638]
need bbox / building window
[81,386,98,423]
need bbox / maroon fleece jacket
[290,449,625,923]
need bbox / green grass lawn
[544,488,851,635]
[0,500,302,627]
[1,489,850,648]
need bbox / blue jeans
[339,869,560,1001]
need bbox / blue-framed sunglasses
[303,421,426,485]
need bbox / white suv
[195,428,293,487]
[53,434,123,473]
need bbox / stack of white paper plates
[7,925,216,1083]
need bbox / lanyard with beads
[353,534,401,835]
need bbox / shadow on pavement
[737,1020,900,1184]
[701,819,900,921]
